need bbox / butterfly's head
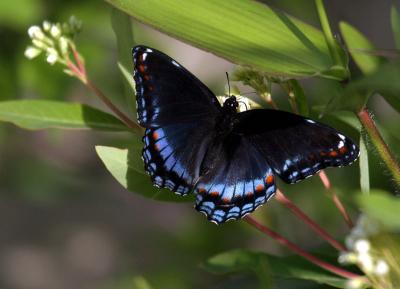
[223,95,238,114]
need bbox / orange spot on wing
[265,175,274,184]
[138,64,145,73]
[330,151,338,157]
[198,187,206,194]
[339,146,348,154]
[222,197,230,204]
[152,131,159,140]
[320,151,326,156]
[255,184,265,192]
[154,143,160,151]
[210,191,219,197]
[143,74,150,81]
[246,191,254,197]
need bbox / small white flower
[24,46,42,59]
[50,25,61,38]
[375,259,389,276]
[32,39,47,49]
[43,21,51,31]
[59,36,69,55]
[338,252,358,264]
[46,48,58,65]
[358,253,374,273]
[28,25,44,40]
[354,239,370,254]
[345,278,365,289]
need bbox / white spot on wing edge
[171,60,180,67]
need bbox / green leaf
[0,100,128,130]
[111,8,136,114]
[356,190,400,230]
[106,0,348,80]
[391,6,400,49]
[203,249,347,288]
[326,61,400,113]
[359,136,370,194]
[96,146,192,202]
[339,22,382,74]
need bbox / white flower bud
[50,25,61,38]
[32,39,47,49]
[24,46,42,59]
[375,259,389,276]
[46,48,58,65]
[357,253,374,273]
[28,25,44,40]
[43,21,51,31]
[59,36,69,55]
[346,278,365,289]
[338,252,358,264]
[354,239,370,254]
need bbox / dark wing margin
[132,45,221,127]
[233,109,359,184]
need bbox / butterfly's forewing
[233,109,359,183]
[194,134,276,224]
[133,46,221,127]
[133,46,220,195]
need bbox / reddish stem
[244,216,362,279]
[66,60,142,134]
[318,171,354,228]
[275,189,346,251]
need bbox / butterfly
[132,45,359,224]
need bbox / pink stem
[318,171,354,228]
[244,216,362,279]
[275,189,346,251]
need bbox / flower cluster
[24,16,82,65]
[339,215,392,289]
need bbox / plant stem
[357,107,400,187]
[314,0,342,67]
[244,216,362,279]
[275,189,346,251]
[67,49,142,134]
[318,171,354,228]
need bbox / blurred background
[0,0,399,288]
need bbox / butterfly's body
[133,45,359,224]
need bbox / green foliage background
[0,1,399,289]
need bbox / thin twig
[318,171,354,228]
[244,216,362,280]
[66,53,142,134]
[275,189,346,251]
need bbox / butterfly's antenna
[226,72,231,96]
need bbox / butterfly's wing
[133,45,221,195]
[133,45,221,127]
[232,109,359,184]
[195,134,276,224]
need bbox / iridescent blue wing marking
[133,45,221,127]
[233,109,359,184]
[133,45,220,196]
[195,134,276,224]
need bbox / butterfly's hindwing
[195,135,276,224]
